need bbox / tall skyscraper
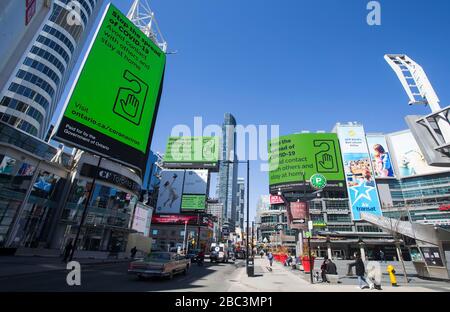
[0,0,104,139]
[236,177,245,230]
[216,113,238,229]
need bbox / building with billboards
[0,0,105,139]
[236,177,245,230]
[0,121,146,257]
[266,126,450,260]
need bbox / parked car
[128,252,190,280]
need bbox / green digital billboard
[268,133,345,192]
[181,195,206,211]
[53,4,166,174]
[163,136,219,170]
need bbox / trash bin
[247,264,254,276]
[301,256,315,273]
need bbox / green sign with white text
[181,195,206,211]
[163,137,219,170]
[54,4,166,174]
[268,133,344,192]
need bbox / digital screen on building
[163,137,219,170]
[155,170,185,214]
[181,194,206,211]
[336,125,383,221]
[388,130,449,178]
[366,135,395,178]
[53,4,166,174]
[268,133,345,192]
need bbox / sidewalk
[229,258,442,292]
[0,256,130,278]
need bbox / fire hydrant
[387,265,398,286]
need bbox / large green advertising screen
[53,4,166,174]
[268,133,345,192]
[163,137,219,170]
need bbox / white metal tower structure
[385,54,450,158]
[127,0,167,53]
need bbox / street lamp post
[221,159,252,276]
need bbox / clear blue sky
[55,0,450,222]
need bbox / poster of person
[366,135,395,178]
[156,170,185,214]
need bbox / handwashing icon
[113,70,148,125]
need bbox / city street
[1,257,449,292]
[0,258,245,292]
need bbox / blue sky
[54,0,450,222]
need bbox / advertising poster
[181,170,208,212]
[270,195,284,205]
[181,195,206,211]
[366,135,395,178]
[388,130,447,178]
[132,203,152,236]
[53,4,166,174]
[287,201,308,230]
[164,137,219,170]
[183,170,208,194]
[268,133,345,192]
[336,125,382,221]
[156,170,185,214]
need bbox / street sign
[305,231,312,238]
[308,220,313,231]
[310,173,327,190]
[293,219,305,224]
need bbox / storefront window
[0,154,36,247]
[62,178,138,252]
[12,170,65,248]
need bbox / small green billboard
[181,194,206,211]
[163,136,219,170]
[268,133,344,192]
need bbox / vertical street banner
[53,4,166,175]
[336,125,382,221]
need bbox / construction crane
[385,54,450,158]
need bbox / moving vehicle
[128,252,190,280]
[209,243,228,263]
[185,249,201,263]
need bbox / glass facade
[216,113,238,227]
[0,0,103,139]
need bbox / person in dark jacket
[326,259,338,275]
[130,246,137,259]
[351,254,373,289]
[320,256,329,282]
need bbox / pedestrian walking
[351,254,374,289]
[379,250,385,263]
[130,246,137,259]
[62,240,73,263]
[320,256,329,283]
[267,252,274,267]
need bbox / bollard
[387,265,398,287]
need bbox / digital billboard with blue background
[336,125,383,221]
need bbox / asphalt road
[0,260,245,292]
